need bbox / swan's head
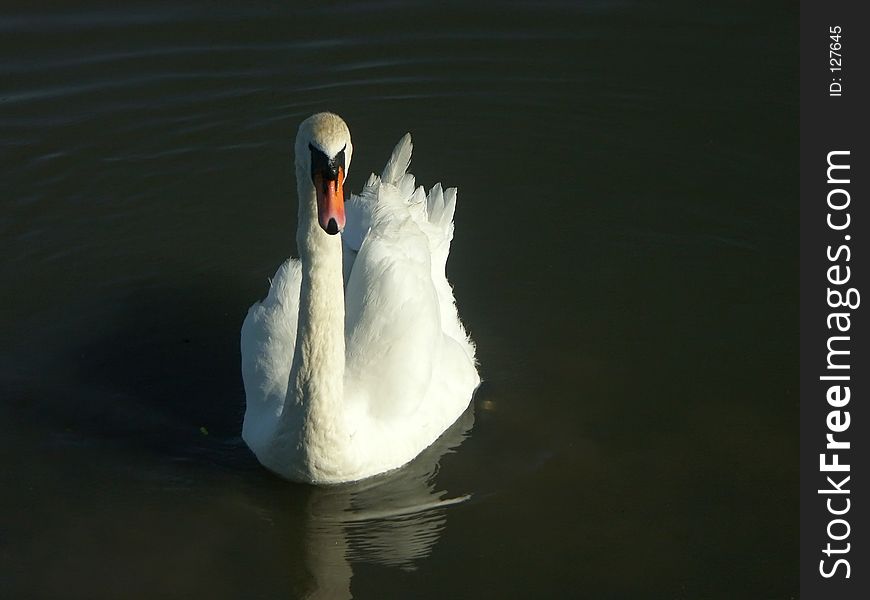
[295,112,353,235]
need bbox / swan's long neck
[285,164,347,466]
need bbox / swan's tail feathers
[381,133,413,185]
[426,183,457,239]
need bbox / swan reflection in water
[300,404,474,599]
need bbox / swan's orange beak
[314,166,345,235]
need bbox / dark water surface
[1,1,797,598]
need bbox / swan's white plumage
[241,114,479,483]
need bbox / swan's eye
[309,143,346,186]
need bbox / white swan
[241,112,480,484]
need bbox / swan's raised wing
[343,134,418,285]
[343,184,440,419]
[343,134,413,252]
[342,135,476,422]
[343,134,457,290]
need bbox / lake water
[0,1,797,598]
